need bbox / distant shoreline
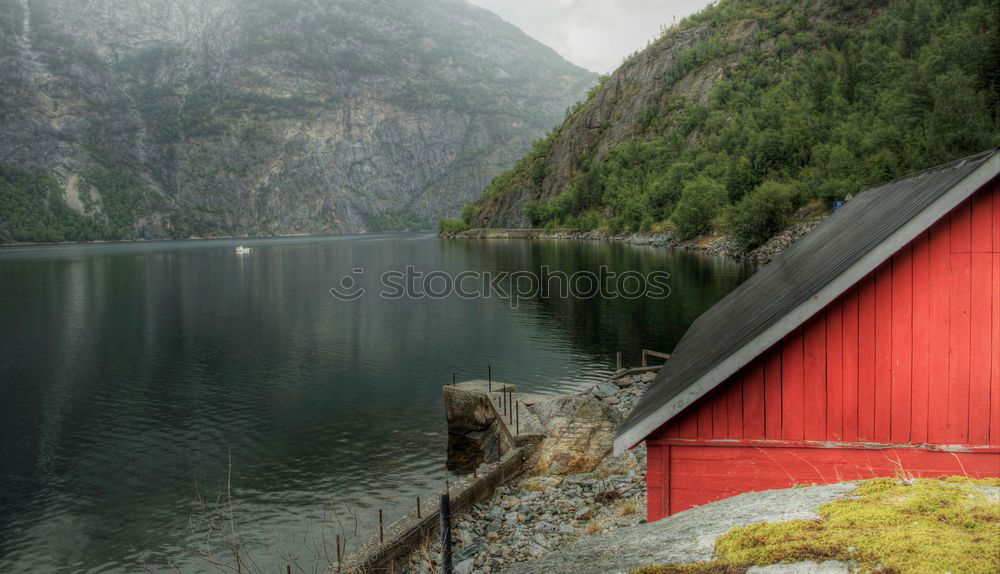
[440,219,826,265]
[441,227,744,260]
[0,230,436,249]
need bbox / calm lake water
[0,233,751,573]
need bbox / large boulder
[529,395,624,475]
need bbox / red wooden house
[615,149,1000,521]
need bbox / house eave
[613,151,1000,456]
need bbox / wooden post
[616,351,623,371]
[509,388,514,423]
[417,496,421,518]
[379,509,384,544]
[440,490,453,574]
[515,400,519,434]
[336,534,341,569]
[488,364,492,392]
[642,349,648,368]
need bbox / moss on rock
[635,477,1000,574]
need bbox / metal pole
[336,534,341,569]
[379,509,384,544]
[417,496,421,519]
[452,372,456,386]
[488,364,492,392]
[440,490,453,574]
[515,400,519,434]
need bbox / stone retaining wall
[335,448,527,574]
[335,381,534,574]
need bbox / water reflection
[0,234,751,572]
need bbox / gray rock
[455,541,486,562]
[499,483,857,574]
[454,558,476,574]
[573,507,594,521]
[526,544,547,558]
[590,383,621,398]
[530,395,624,475]
[747,561,849,573]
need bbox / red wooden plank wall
[654,180,1000,448]
[647,180,1000,521]
[645,444,1000,520]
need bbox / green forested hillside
[465,0,1000,252]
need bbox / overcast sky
[466,0,712,73]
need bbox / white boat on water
[235,245,253,255]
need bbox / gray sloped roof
[614,148,1000,455]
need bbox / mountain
[464,0,999,252]
[0,0,595,242]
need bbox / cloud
[466,0,711,73]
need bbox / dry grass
[616,499,639,517]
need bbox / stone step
[444,380,553,445]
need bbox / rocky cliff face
[0,0,595,240]
[469,19,760,228]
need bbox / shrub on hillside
[726,181,795,253]
[670,176,728,239]
[438,218,469,234]
[460,203,478,225]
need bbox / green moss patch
[635,477,1000,574]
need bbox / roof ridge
[865,148,998,192]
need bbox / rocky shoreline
[445,216,827,266]
[412,216,831,574]
[404,372,658,574]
